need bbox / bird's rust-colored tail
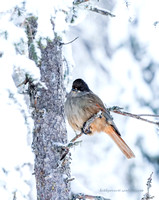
[104,126,135,159]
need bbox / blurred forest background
[0,0,159,199]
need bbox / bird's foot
[82,122,92,135]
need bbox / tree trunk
[32,38,71,200]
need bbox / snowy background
[66,0,159,200]
[0,0,159,199]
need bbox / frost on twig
[108,106,159,126]
[61,111,102,160]
[141,172,154,200]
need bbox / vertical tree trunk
[32,38,71,200]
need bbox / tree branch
[60,37,79,46]
[141,172,154,200]
[108,106,159,126]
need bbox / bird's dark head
[72,79,90,92]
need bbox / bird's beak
[71,88,77,92]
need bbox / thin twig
[141,172,154,200]
[60,141,82,160]
[70,132,84,143]
[137,114,159,117]
[66,177,75,183]
[108,106,159,126]
[60,37,79,46]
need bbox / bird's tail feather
[105,126,135,159]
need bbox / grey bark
[31,38,71,200]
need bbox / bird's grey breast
[64,91,91,130]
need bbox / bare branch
[141,172,154,200]
[70,133,84,143]
[65,177,75,183]
[137,114,159,117]
[60,140,82,160]
[108,106,159,126]
[60,37,79,46]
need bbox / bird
[65,78,135,159]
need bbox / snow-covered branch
[86,6,115,17]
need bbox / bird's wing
[82,92,121,136]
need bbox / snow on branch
[86,6,115,17]
[141,172,154,200]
